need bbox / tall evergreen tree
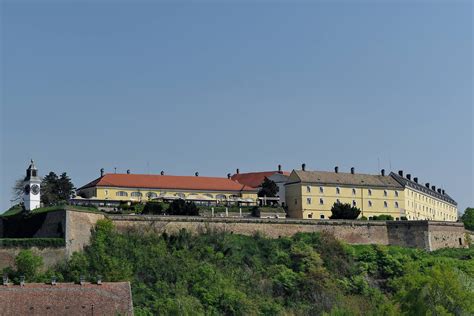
[258,178,279,197]
[41,172,75,206]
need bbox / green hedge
[0,238,65,248]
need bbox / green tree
[15,250,43,280]
[461,208,474,230]
[258,177,279,198]
[41,171,75,205]
[329,202,361,220]
[167,200,199,216]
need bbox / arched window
[395,191,399,197]
[319,187,324,193]
[116,191,128,197]
[216,194,227,200]
[368,189,372,196]
[204,193,214,198]
[368,200,372,207]
[306,186,311,193]
[352,200,357,207]
[131,192,142,197]
[384,201,388,208]
[307,198,312,205]
[147,192,158,199]
[319,198,324,205]
[336,187,340,195]
[175,193,185,199]
[395,201,399,208]
[352,188,356,195]
[384,190,388,197]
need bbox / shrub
[329,202,361,220]
[142,202,164,215]
[400,216,408,221]
[15,249,43,280]
[167,200,199,216]
[371,215,394,221]
[0,238,65,248]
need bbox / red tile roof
[78,173,256,192]
[0,282,133,316]
[231,171,290,188]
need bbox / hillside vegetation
[4,220,474,315]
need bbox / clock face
[31,184,40,195]
[24,184,30,195]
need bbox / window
[308,213,313,219]
[352,200,357,207]
[320,214,325,219]
[319,186,324,193]
[147,192,158,199]
[368,189,372,196]
[105,190,108,196]
[294,198,298,205]
[336,187,340,195]
[306,186,311,193]
[395,191,399,197]
[384,201,388,208]
[395,201,399,208]
[131,192,142,197]
[307,198,312,205]
[216,194,226,200]
[384,190,388,197]
[368,200,372,207]
[336,199,340,204]
[116,191,128,197]
[319,198,324,205]
[352,188,356,195]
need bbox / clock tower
[23,160,41,211]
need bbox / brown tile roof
[78,173,256,192]
[291,170,403,189]
[0,282,133,316]
[231,171,290,188]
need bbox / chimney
[335,166,339,173]
[425,183,430,188]
[126,169,130,174]
[381,169,385,176]
[195,172,199,177]
[350,167,355,174]
[437,188,442,194]
[100,168,104,177]
[431,185,436,191]
[236,168,240,174]
[160,171,164,175]
[414,177,418,183]
[278,164,282,173]
[302,163,306,171]
[227,173,231,179]
[442,189,445,195]
[398,170,403,177]
[406,174,411,180]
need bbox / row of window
[408,190,455,210]
[113,191,230,199]
[305,198,399,208]
[306,186,399,197]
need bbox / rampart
[0,210,469,270]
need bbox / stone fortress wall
[0,210,469,270]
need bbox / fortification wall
[65,211,105,256]
[0,247,67,271]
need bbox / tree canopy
[41,172,76,206]
[258,177,279,197]
[330,202,361,219]
[461,208,474,231]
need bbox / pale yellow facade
[79,186,257,203]
[403,187,457,221]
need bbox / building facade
[76,172,258,206]
[285,167,458,221]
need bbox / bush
[371,215,394,221]
[15,249,43,280]
[329,202,361,220]
[0,238,65,248]
[142,202,164,215]
[167,200,199,216]
[400,216,408,221]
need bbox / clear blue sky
[1,1,472,212]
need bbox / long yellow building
[285,167,457,221]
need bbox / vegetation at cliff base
[462,207,474,230]
[4,220,473,315]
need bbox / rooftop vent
[442,189,445,195]
[425,183,430,188]
[195,172,199,177]
[350,167,355,174]
[437,188,442,194]
[100,168,104,177]
[406,174,411,180]
[335,166,339,173]
[227,173,231,179]
[160,171,164,175]
[381,169,385,176]
[278,164,282,173]
[302,163,306,171]
[414,177,418,183]
[431,185,436,191]
[398,170,403,177]
[126,169,130,174]
[236,168,240,174]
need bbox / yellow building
[75,171,258,207]
[285,167,405,220]
[390,171,457,221]
[285,166,458,221]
